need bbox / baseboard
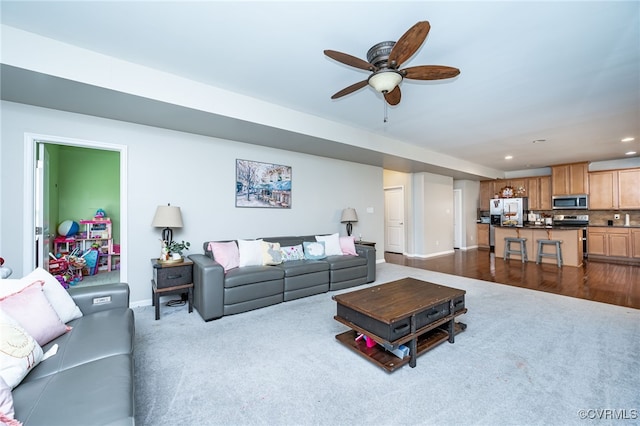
[403,249,456,259]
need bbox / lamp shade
[368,70,403,93]
[341,208,358,223]
[151,205,183,228]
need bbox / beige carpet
[132,263,640,425]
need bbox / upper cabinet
[551,162,589,195]
[479,180,497,211]
[589,168,640,210]
[618,169,640,209]
[528,176,551,210]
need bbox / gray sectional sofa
[12,283,135,426]
[189,235,376,321]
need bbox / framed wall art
[235,159,292,208]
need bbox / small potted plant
[167,240,191,261]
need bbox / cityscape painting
[235,159,292,208]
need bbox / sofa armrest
[68,282,130,315]
[355,244,376,283]
[189,254,225,321]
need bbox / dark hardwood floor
[385,249,640,310]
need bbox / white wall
[0,101,384,305]
[454,179,481,249]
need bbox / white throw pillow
[21,268,83,323]
[237,239,264,267]
[0,309,44,389]
[316,233,343,256]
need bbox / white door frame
[453,188,462,249]
[384,185,405,254]
[23,133,128,283]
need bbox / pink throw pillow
[0,377,20,424]
[339,236,358,256]
[0,280,70,346]
[209,241,240,273]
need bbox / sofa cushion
[325,254,367,270]
[316,233,342,256]
[303,241,326,260]
[277,259,329,277]
[238,239,264,267]
[208,241,240,272]
[12,354,135,426]
[22,308,135,382]
[0,280,69,346]
[0,309,44,389]
[224,265,284,288]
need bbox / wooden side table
[356,240,376,248]
[151,258,193,320]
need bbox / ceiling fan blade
[384,86,401,106]
[324,50,376,72]
[331,80,369,99]
[388,21,431,68]
[402,65,460,80]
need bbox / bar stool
[504,236,528,263]
[536,239,563,267]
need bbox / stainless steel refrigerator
[488,197,529,247]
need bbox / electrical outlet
[614,214,620,220]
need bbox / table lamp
[341,208,358,236]
[151,204,183,244]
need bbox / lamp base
[346,222,353,237]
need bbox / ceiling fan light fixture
[368,71,403,93]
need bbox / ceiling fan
[324,21,460,106]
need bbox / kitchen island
[494,226,584,267]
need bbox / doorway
[384,186,405,254]
[24,133,128,285]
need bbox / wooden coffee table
[333,277,467,372]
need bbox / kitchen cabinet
[551,162,589,195]
[618,169,640,209]
[589,168,640,209]
[588,227,631,259]
[631,229,640,259]
[479,181,496,211]
[477,224,489,248]
[589,170,617,209]
[527,176,552,210]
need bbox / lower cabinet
[588,227,636,261]
[632,229,640,259]
[477,224,489,248]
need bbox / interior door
[35,142,51,270]
[384,187,405,253]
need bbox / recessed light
[625,151,636,156]
[621,137,635,142]
[505,155,513,160]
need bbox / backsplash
[530,210,639,227]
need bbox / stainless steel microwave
[552,195,588,210]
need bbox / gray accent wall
[0,101,384,304]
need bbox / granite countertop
[588,224,640,228]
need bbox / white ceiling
[1,1,639,178]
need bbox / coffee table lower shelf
[335,322,467,372]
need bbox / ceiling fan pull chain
[383,99,388,123]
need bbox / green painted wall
[55,146,120,244]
